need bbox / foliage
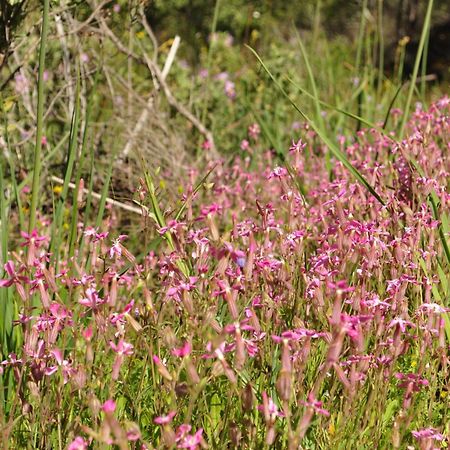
[0,0,449,449]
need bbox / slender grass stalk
[18,132,70,192]
[77,143,96,263]
[49,71,81,272]
[354,0,369,132]
[396,39,407,84]
[376,0,385,102]
[420,25,430,100]
[399,0,433,139]
[247,98,285,160]
[68,73,98,259]
[407,156,450,267]
[200,0,221,126]
[174,165,217,222]
[382,83,404,129]
[294,28,325,133]
[140,163,190,277]
[94,156,115,230]
[0,159,11,353]
[29,0,50,233]
[355,0,368,74]
[0,96,24,230]
[83,144,114,271]
[247,45,385,206]
[287,77,384,135]
[0,101,20,407]
[312,0,322,48]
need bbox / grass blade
[49,70,81,272]
[294,27,325,132]
[29,0,50,233]
[398,0,434,139]
[246,45,385,206]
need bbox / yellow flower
[136,30,145,40]
[53,185,63,195]
[329,422,335,436]
[250,29,260,43]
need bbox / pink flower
[110,339,134,356]
[198,68,209,79]
[171,341,192,358]
[14,73,29,94]
[301,395,330,416]
[67,436,88,450]
[267,167,288,179]
[176,425,204,450]
[79,287,103,310]
[0,261,28,301]
[248,123,260,139]
[110,339,133,380]
[388,317,415,333]
[83,227,109,242]
[417,303,449,314]
[240,139,250,151]
[412,428,444,441]
[101,399,116,413]
[202,139,212,150]
[109,235,127,259]
[224,80,236,99]
[154,410,176,425]
[289,138,306,153]
[158,220,186,236]
[395,373,429,391]
[258,392,284,423]
[20,230,48,248]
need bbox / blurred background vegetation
[146,0,450,78]
[0,0,449,237]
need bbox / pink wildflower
[412,428,444,442]
[154,411,176,425]
[20,229,48,248]
[101,399,116,413]
[67,436,88,450]
[109,339,134,356]
[267,166,288,179]
[224,80,236,99]
[176,425,204,450]
[289,138,306,153]
[301,395,330,416]
[109,234,128,259]
[171,341,192,358]
[248,123,260,140]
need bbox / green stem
[29,0,50,233]
[355,0,368,74]
[376,0,385,102]
[399,0,433,139]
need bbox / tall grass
[399,0,434,139]
[246,46,385,206]
[28,0,50,233]
[0,1,449,449]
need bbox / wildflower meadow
[0,1,449,449]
